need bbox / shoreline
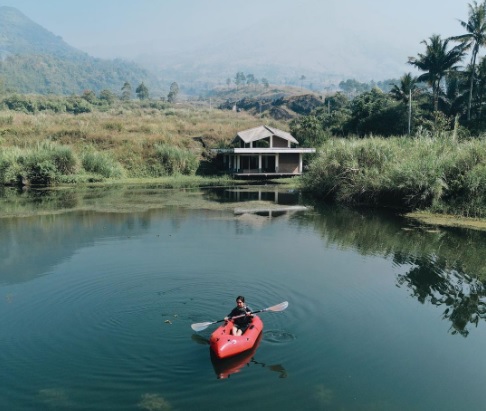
[2,178,486,231]
[404,211,486,232]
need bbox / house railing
[231,166,303,175]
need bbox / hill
[0,7,163,95]
[212,87,325,120]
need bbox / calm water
[1,185,486,411]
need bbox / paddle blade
[265,301,289,312]
[191,321,214,332]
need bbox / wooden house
[212,125,316,177]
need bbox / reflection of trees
[3,187,486,336]
[396,254,486,337]
[293,205,486,336]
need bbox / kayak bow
[209,316,263,359]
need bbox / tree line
[121,81,179,102]
[292,1,486,143]
[0,81,181,114]
[226,72,270,90]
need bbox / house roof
[233,125,299,145]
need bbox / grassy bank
[301,135,486,218]
[2,104,486,222]
[0,106,287,185]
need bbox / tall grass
[0,106,280,183]
[153,143,198,175]
[81,149,125,179]
[0,147,23,185]
[301,136,486,217]
[0,142,77,185]
[0,106,281,184]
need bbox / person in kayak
[225,296,253,336]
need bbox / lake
[1,184,486,411]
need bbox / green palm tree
[389,73,419,103]
[390,73,420,135]
[474,56,486,123]
[408,34,466,112]
[450,1,486,120]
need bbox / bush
[0,147,23,185]
[2,95,37,113]
[65,97,92,114]
[81,149,125,178]
[154,144,198,176]
[301,136,486,216]
[0,142,77,185]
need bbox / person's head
[236,296,245,306]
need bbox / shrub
[65,97,92,114]
[48,144,77,174]
[154,143,198,176]
[0,115,13,126]
[0,142,77,185]
[81,149,125,178]
[22,142,78,185]
[301,136,486,215]
[2,95,37,113]
[0,147,22,185]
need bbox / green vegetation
[0,53,162,96]
[0,98,288,186]
[136,82,149,100]
[287,2,486,219]
[0,142,77,185]
[300,135,486,218]
[1,3,486,223]
[0,7,163,95]
[289,2,486,137]
[167,82,180,103]
[296,204,486,335]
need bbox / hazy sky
[0,0,477,82]
[2,0,471,59]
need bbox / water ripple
[263,329,296,344]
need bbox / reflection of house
[234,205,309,229]
[234,206,308,216]
[212,125,316,177]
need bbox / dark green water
[1,186,486,411]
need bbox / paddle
[191,301,289,332]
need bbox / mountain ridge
[0,6,164,95]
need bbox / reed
[81,148,125,179]
[301,135,486,217]
[153,143,198,176]
[0,142,78,185]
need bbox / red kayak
[209,316,263,359]
[210,333,262,379]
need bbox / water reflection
[0,186,80,213]
[0,211,162,285]
[297,205,486,337]
[396,254,486,337]
[210,334,262,379]
[205,186,301,205]
[209,334,287,380]
[1,186,486,337]
[250,360,288,379]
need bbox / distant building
[212,125,316,177]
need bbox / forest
[291,1,486,140]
